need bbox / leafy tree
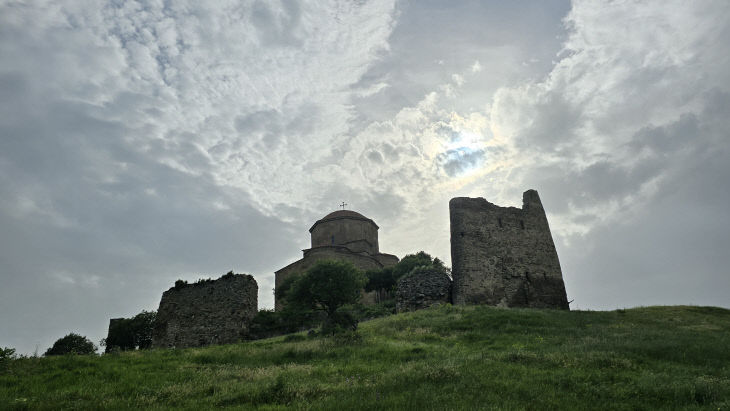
[392,251,439,279]
[0,347,16,372]
[285,260,367,333]
[364,267,395,292]
[44,333,96,356]
[0,347,16,361]
[274,275,299,303]
[103,311,156,353]
[364,251,449,296]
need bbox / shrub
[45,333,96,356]
[0,347,16,370]
[104,311,157,353]
[348,301,396,321]
[248,308,318,340]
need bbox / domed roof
[321,210,368,220]
[309,209,379,232]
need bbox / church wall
[375,253,399,267]
[450,190,569,309]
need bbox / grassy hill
[2,305,729,410]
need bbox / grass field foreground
[1,305,729,409]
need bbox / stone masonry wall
[396,266,452,313]
[152,273,258,348]
[450,190,569,309]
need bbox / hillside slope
[2,305,729,409]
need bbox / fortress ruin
[450,190,569,309]
[152,272,258,348]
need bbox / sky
[1,0,729,355]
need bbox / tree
[103,311,156,353]
[286,260,367,333]
[364,267,395,292]
[364,251,449,297]
[0,347,16,371]
[45,333,96,356]
[392,251,440,279]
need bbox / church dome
[309,209,380,254]
[322,210,366,219]
[312,210,378,229]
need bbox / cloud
[436,148,485,177]
[0,0,398,354]
[476,0,730,307]
[484,0,730,231]
[2,0,729,355]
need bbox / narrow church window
[460,232,464,238]
[498,218,503,228]
[331,235,334,244]
[520,220,525,229]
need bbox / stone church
[274,209,399,310]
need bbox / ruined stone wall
[396,267,452,313]
[152,273,258,348]
[450,190,569,309]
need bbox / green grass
[2,305,729,410]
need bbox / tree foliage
[274,275,299,304]
[0,347,15,360]
[285,260,367,333]
[45,333,96,356]
[364,267,395,292]
[103,311,156,353]
[393,251,445,279]
[364,251,449,293]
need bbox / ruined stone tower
[450,190,569,309]
[275,210,398,310]
[152,272,258,348]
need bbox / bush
[103,311,156,353]
[348,301,396,321]
[0,347,16,370]
[248,308,318,340]
[45,333,97,356]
